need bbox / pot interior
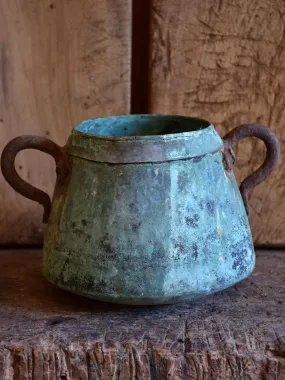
[75,115,211,138]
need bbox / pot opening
[75,115,211,138]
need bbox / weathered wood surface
[149,0,285,246]
[0,0,130,244]
[0,249,285,379]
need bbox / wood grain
[0,0,130,244]
[149,0,285,245]
[0,249,285,379]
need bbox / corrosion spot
[186,217,195,227]
[191,243,199,260]
[49,3,55,9]
[132,221,142,232]
[185,214,199,228]
[99,234,115,258]
[73,228,84,237]
[206,200,215,216]
[231,243,248,274]
[174,242,185,253]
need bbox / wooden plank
[149,0,285,245]
[0,0,130,244]
[0,249,285,379]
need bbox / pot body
[43,116,255,304]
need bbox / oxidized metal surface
[223,124,281,215]
[1,136,70,223]
[0,116,280,305]
[43,150,255,304]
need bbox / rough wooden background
[0,0,130,244]
[0,0,284,245]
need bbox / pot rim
[68,115,224,163]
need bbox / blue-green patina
[43,115,255,304]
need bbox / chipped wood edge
[0,342,284,379]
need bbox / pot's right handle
[223,123,280,215]
[1,135,70,223]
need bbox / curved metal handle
[223,123,280,215]
[1,135,70,223]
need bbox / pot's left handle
[1,136,70,223]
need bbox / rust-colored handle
[223,124,280,215]
[1,135,70,223]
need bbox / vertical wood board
[0,0,130,244]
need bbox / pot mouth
[69,115,223,163]
[74,115,211,140]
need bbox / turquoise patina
[1,115,280,304]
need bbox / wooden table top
[0,249,284,379]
